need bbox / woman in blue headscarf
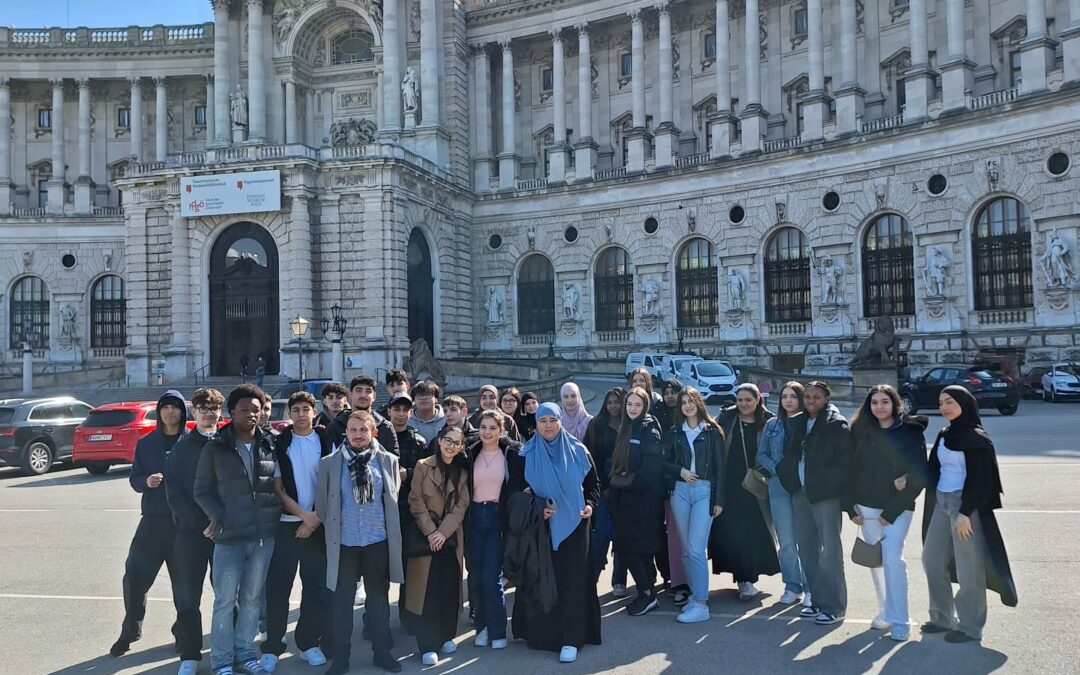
[511,402,602,663]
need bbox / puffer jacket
[193,423,281,545]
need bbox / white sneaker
[422,652,438,666]
[559,646,578,663]
[440,639,457,654]
[871,616,892,631]
[254,632,268,643]
[259,654,278,673]
[676,603,711,624]
[300,647,328,666]
[802,592,814,607]
[612,584,627,598]
[178,661,198,675]
[737,582,760,601]
[779,590,802,605]
[491,638,508,649]
[355,586,366,605]
[474,628,489,647]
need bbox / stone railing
[91,347,125,358]
[0,24,213,49]
[594,167,627,181]
[674,152,711,169]
[968,87,1018,111]
[860,114,904,134]
[10,206,46,217]
[516,177,547,191]
[595,329,633,344]
[767,321,809,337]
[976,309,1029,326]
[678,326,718,340]
[517,333,553,347]
[763,136,804,153]
[865,315,912,333]
[92,206,124,216]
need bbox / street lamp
[289,315,310,383]
[317,304,349,383]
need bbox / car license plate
[991,382,1007,388]
[88,434,112,442]
[979,392,1006,398]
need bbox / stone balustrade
[0,24,213,49]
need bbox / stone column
[654,2,677,168]
[1020,0,1055,94]
[1065,0,1080,85]
[382,0,401,132]
[305,89,316,146]
[212,0,231,145]
[75,79,93,214]
[626,9,648,172]
[472,45,493,190]
[710,0,736,158]
[834,0,864,135]
[164,204,191,376]
[287,193,314,378]
[205,75,216,142]
[284,79,298,144]
[740,0,766,155]
[420,0,440,126]
[246,0,266,141]
[154,78,168,161]
[548,29,569,182]
[903,0,936,122]
[322,89,333,146]
[0,79,11,215]
[498,39,518,189]
[939,0,975,114]
[47,78,65,215]
[574,24,597,177]
[802,0,826,140]
[129,77,144,160]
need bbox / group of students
[108,367,1018,675]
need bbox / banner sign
[180,170,281,218]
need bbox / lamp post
[289,315,310,384]
[318,304,349,383]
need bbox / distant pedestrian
[240,354,250,382]
[255,355,266,388]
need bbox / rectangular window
[37,108,52,128]
[117,107,131,129]
[38,179,49,208]
[541,68,553,93]
[794,8,808,36]
[1008,50,1022,88]
[704,33,716,59]
[896,75,907,114]
[894,0,909,6]
[620,53,633,78]
[796,102,805,135]
[194,105,207,126]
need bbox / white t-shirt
[682,422,704,475]
[279,432,322,522]
[936,441,967,493]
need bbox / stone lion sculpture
[406,338,445,384]
[851,318,899,367]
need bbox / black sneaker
[814,612,844,625]
[673,588,690,607]
[324,662,349,675]
[628,593,659,616]
[944,630,980,644]
[109,637,133,657]
[372,652,402,673]
[799,605,820,618]
[920,622,950,634]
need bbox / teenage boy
[316,383,349,429]
[330,375,399,457]
[110,390,187,658]
[385,393,429,495]
[261,392,335,672]
[407,380,445,441]
[425,394,477,457]
[165,387,224,675]
[194,384,282,675]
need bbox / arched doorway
[407,228,435,353]
[209,222,280,376]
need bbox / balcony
[865,315,912,333]
[678,326,718,340]
[596,329,633,344]
[516,333,553,347]
[0,24,213,49]
[594,167,627,181]
[767,322,809,337]
[91,347,125,359]
[763,136,804,153]
[516,177,548,191]
[92,206,124,216]
[968,87,1018,112]
[860,114,904,134]
[976,309,1029,327]
[674,153,711,169]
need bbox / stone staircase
[50,375,291,408]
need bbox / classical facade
[1,0,1079,385]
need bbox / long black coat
[609,415,666,555]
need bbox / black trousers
[415,549,461,654]
[119,514,179,642]
[172,528,214,661]
[263,522,332,657]
[622,551,657,596]
[330,541,392,667]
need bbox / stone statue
[406,337,445,383]
[922,246,951,297]
[485,287,504,324]
[851,318,899,367]
[330,118,377,147]
[1041,230,1075,287]
[273,4,298,46]
[562,283,580,320]
[812,253,844,304]
[726,268,746,310]
[642,277,661,316]
[401,67,419,112]
[229,84,248,127]
[58,304,78,351]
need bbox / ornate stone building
[0,0,1078,385]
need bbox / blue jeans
[768,478,806,594]
[670,480,713,603]
[210,539,275,670]
[466,503,507,640]
[591,494,627,586]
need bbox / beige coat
[404,456,470,615]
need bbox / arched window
[594,247,634,332]
[862,214,915,317]
[676,238,718,327]
[516,255,555,335]
[332,29,374,65]
[91,275,126,353]
[764,227,811,322]
[9,276,49,351]
[973,197,1033,310]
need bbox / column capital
[575,22,589,35]
[211,0,231,11]
[246,0,263,7]
[74,78,90,89]
[628,8,642,23]
[550,27,562,42]
[127,76,143,88]
[153,76,167,89]
[469,41,489,56]
[205,73,215,84]
[49,77,65,88]
[0,78,9,88]
[499,37,512,52]
[654,1,670,13]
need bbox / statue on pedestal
[812,253,844,305]
[562,283,580,321]
[642,277,661,316]
[922,246,951,298]
[401,67,419,113]
[1041,230,1075,288]
[726,268,746,310]
[485,287,504,325]
[229,84,248,127]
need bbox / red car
[73,401,212,475]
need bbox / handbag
[609,472,635,490]
[851,536,883,568]
[404,507,459,558]
[738,421,769,501]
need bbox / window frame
[764,227,812,323]
[861,213,915,318]
[9,276,50,351]
[90,275,127,351]
[516,255,556,336]
[972,197,1033,311]
[675,238,719,328]
[594,247,635,332]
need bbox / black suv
[900,366,1020,417]
[0,397,93,476]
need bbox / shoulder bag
[738,421,770,501]
[851,536,883,568]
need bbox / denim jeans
[768,479,806,595]
[670,480,713,603]
[467,502,507,640]
[210,539,275,670]
[792,493,847,616]
[856,504,913,626]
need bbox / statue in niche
[58,304,78,351]
[273,4,298,46]
[922,246,951,298]
[401,67,419,112]
[642,277,662,316]
[726,268,746,310]
[562,283,580,320]
[1041,230,1075,287]
[485,287,504,325]
[229,84,248,127]
[812,253,844,305]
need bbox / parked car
[1041,363,1080,403]
[267,398,293,432]
[624,352,667,382]
[900,365,1020,416]
[271,379,334,400]
[659,353,703,384]
[0,397,93,476]
[72,401,211,475]
[677,360,739,403]
[1019,364,1048,399]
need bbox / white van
[659,353,704,384]
[624,352,666,381]
[677,360,739,403]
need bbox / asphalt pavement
[1,393,1077,675]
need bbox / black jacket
[503,490,558,617]
[396,425,433,508]
[846,416,929,523]
[130,390,188,517]
[609,415,666,555]
[778,403,853,503]
[165,428,218,532]
[329,408,400,457]
[273,426,334,507]
[582,416,619,492]
[664,422,727,511]
[193,424,282,545]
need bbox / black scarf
[940,385,994,453]
[343,443,376,504]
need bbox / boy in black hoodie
[329,374,399,456]
[110,389,188,658]
[165,387,224,674]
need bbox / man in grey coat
[316,410,403,675]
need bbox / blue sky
[4,1,212,28]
